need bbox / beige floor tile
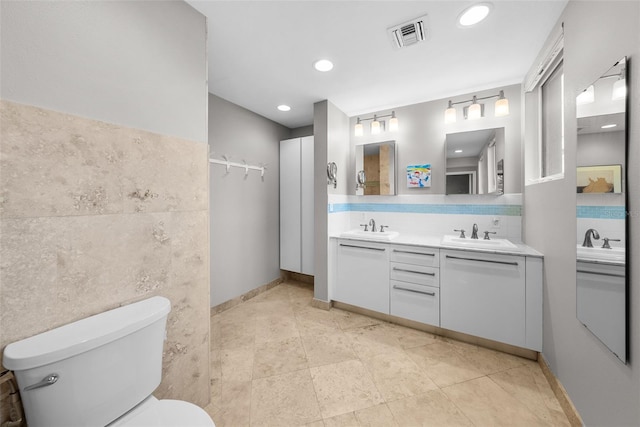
[387,389,473,426]
[442,376,549,426]
[219,317,255,349]
[221,345,254,382]
[253,336,308,379]
[210,316,222,350]
[361,351,438,402]
[205,376,222,418]
[211,380,252,427]
[489,363,571,426]
[406,341,484,387]
[354,403,399,427]
[302,331,357,367]
[296,307,341,336]
[254,312,300,344]
[310,359,384,419]
[448,338,528,375]
[323,412,359,426]
[344,324,404,359]
[331,308,381,330]
[301,421,325,427]
[210,349,222,380]
[250,369,322,426]
[382,322,439,349]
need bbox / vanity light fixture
[277,104,291,111]
[458,3,492,27]
[444,90,509,124]
[353,111,399,136]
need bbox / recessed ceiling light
[458,3,492,27]
[277,105,291,112]
[601,124,617,129]
[454,149,463,153]
[313,59,334,72]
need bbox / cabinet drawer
[390,246,439,267]
[390,280,439,326]
[390,262,439,287]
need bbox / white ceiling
[187,1,568,129]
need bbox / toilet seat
[108,396,215,427]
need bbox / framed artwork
[577,165,622,193]
[407,164,431,188]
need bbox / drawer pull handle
[392,267,435,276]
[445,255,519,266]
[393,285,436,296]
[577,269,625,278]
[339,244,385,252]
[393,249,436,257]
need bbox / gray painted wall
[208,94,290,307]
[523,1,640,424]
[0,0,207,143]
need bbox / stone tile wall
[0,100,210,419]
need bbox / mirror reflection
[575,57,627,363]
[445,128,505,195]
[355,140,396,195]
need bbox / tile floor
[204,280,570,427]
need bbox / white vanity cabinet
[334,240,389,314]
[389,246,440,326]
[280,136,314,275]
[440,249,542,350]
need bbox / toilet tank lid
[3,296,171,371]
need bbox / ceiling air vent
[388,15,428,49]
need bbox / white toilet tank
[3,296,171,427]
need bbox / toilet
[2,296,215,427]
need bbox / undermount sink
[577,245,625,263]
[340,229,399,241]
[441,234,519,250]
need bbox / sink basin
[441,235,519,251]
[577,245,625,263]
[340,229,399,241]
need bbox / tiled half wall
[0,101,210,408]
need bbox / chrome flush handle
[24,373,59,391]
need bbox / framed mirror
[575,57,628,363]
[445,128,505,195]
[355,140,396,195]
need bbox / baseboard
[311,298,331,311]
[538,354,583,427]
[210,277,283,315]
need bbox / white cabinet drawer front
[390,246,439,267]
[390,262,439,287]
[440,249,526,348]
[390,280,439,326]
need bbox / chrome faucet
[582,228,600,248]
[369,218,377,232]
[471,223,479,239]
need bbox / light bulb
[371,116,381,135]
[354,118,363,137]
[444,101,456,124]
[468,97,481,120]
[389,111,399,131]
[494,91,509,117]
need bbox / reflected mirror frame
[575,56,628,364]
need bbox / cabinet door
[440,249,526,347]
[280,138,301,272]
[335,241,389,314]
[300,136,314,275]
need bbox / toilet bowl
[3,297,215,427]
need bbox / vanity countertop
[332,232,544,258]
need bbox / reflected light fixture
[576,85,595,105]
[444,90,509,124]
[612,73,626,100]
[458,3,492,27]
[454,149,463,153]
[601,124,617,129]
[277,104,291,111]
[353,111,399,136]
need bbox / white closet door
[300,136,315,275]
[280,138,302,272]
